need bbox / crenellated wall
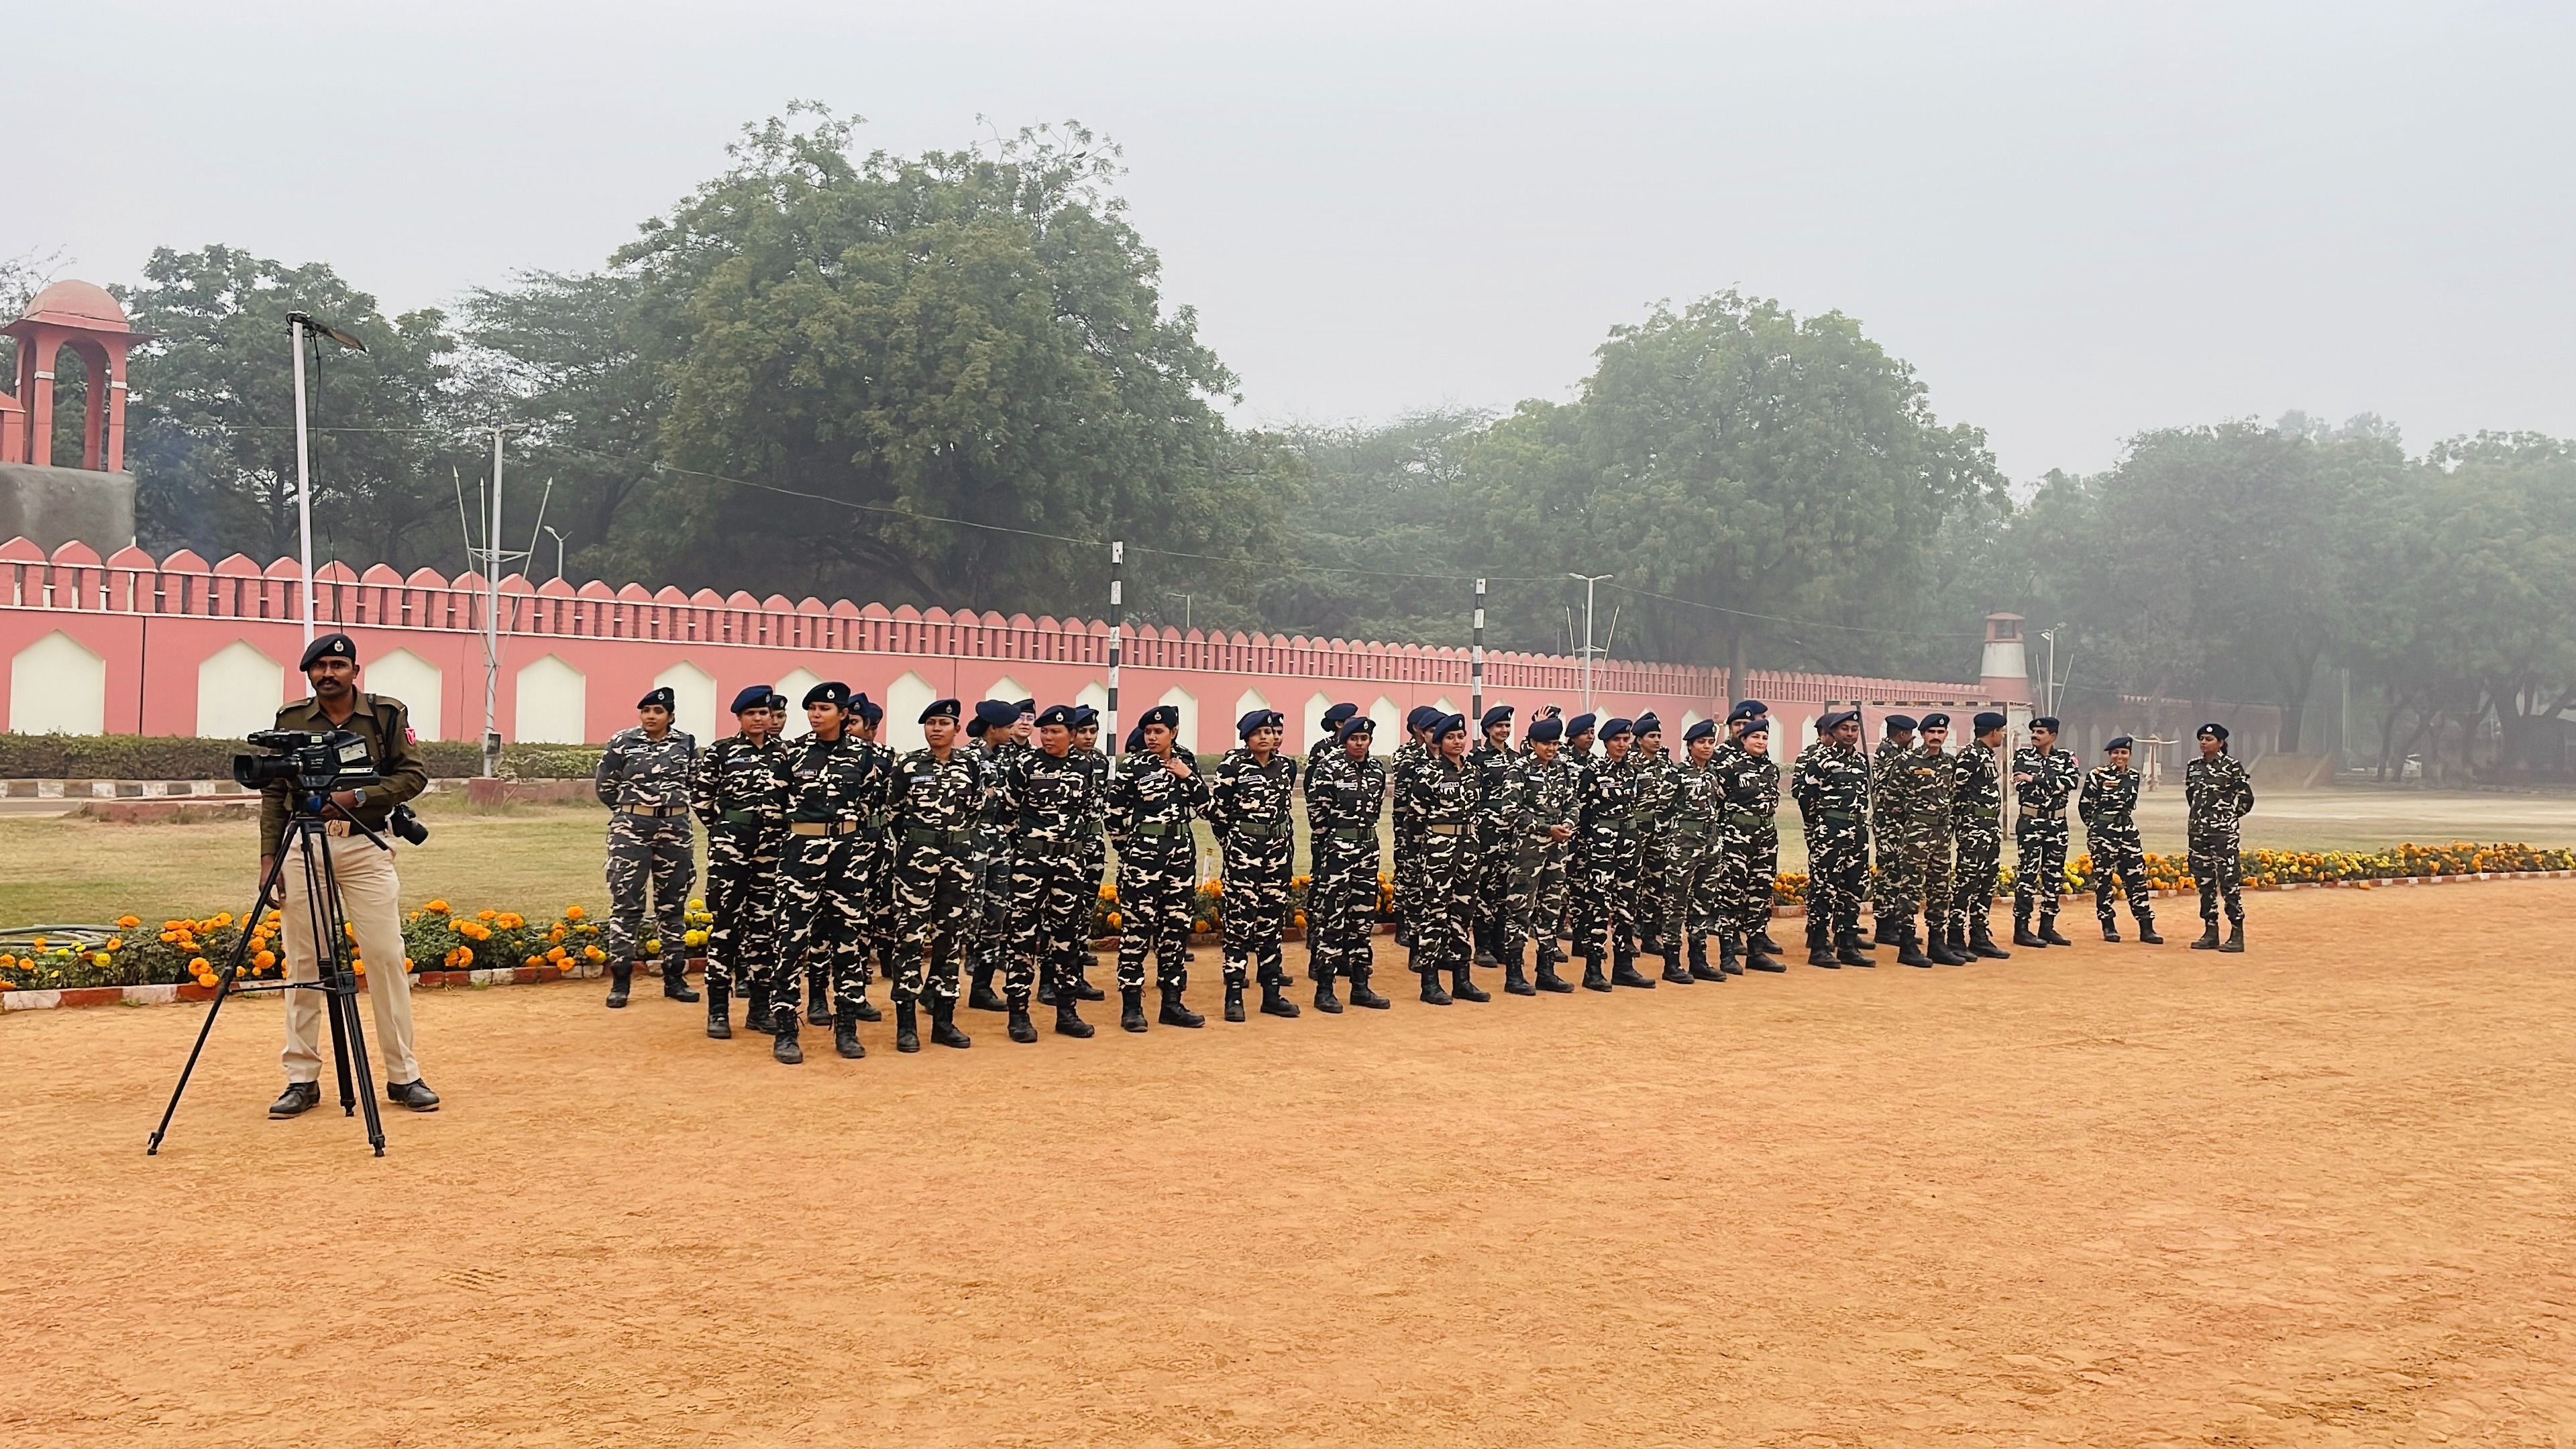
[0,538,2025,753]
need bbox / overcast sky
[13,1,2571,480]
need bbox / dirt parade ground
[7,881,2575,1447]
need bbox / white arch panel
[1157,685,1199,755]
[197,641,286,741]
[883,670,936,752]
[515,655,587,744]
[10,631,105,735]
[365,648,443,741]
[654,659,718,745]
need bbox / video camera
[234,729,381,794]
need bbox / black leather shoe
[270,1081,323,1118]
[2219,923,2245,953]
[2190,923,2221,949]
[386,1079,440,1112]
[1970,927,2011,959]
[2039,921,2074,947]
[1073,971,1106,1002]
[1744,943,1788,973]
[605,963,633,1009]
[1580,955,1612,991]
[1611,953,1656,988]
[1451,965,1491,1002]
[1313,977,1343,1013]
[2101,921,2121,943]
[851,993,882,1024]
[705,986,731,1040]
[773,1007,804,1065]
[1055,998,1095,1038]
[2139,920,2164,945]
[968,970,1006,1013]
[1347,970,1391,1008]
[1419,970,1453,1006]
[2013,918,2044,948]
[1809,945,1840,968]
[1898,939,1933,967]
[1753,930,1784,956]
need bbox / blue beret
[638,686,676,711]
[1480,704,1513,729]
[2105,735,2135,752]
[1820,708,1862,731]
[1036,704,1077,729]
[974,700,1020,729]
[852,694,883,725]
[1238,708,1284,739]
[920,698,962,723]
[299,631,357,670]
[2032,716,2061,732]
[1972,712,2006,732]
[1321,702,1358,729]
[1600,716,1635,741]
[1525,716,1564,744]
[2198,721,2229,741]
[1729,698,1767,721]
[1070,704,1099,728]
[1739,714,1774,735]
[1884,714,1919,733]
[1635,711,1662,734]
[804,682,851,710]
[1336,715,1377,743]
[1406,705,1441,732]
[1014,698,1036,715]
[731,684,774,714]
[1565,712,1597,737]
[1683,719,1716,743]
[1920,712,1950,731]
[1140,704,1180,730]
[1433,712,1468,739]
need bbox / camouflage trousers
[604,812,694,969]
[702,824,785,996]
[1872,816,1930,929]
[1305,828,1381,982]
[2014,816,2070,922]
[1949,819,2004,939]
[777,833,882,1014]
[1220,830,1294,990]
[1010,840,1094,1010]
[1717,822,1778,939]
[889,837,975,1006]
[1805,814,1869,940]
[1921,826,1955,933]
[2190,824,2245,926]
[1513,838,1570,952]
[1115,838,1198,992]
[1569,828,1640,959]
[1471,830,1530,953]
[972,835,1014,985]
[1393,819,1422,934]
[1656,826,1725,949]
[2090,826,2151,925]
[1410,826,1476,973]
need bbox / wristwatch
[353,788,368,806]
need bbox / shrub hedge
[0,733,602,780]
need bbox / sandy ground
[7,882,2576,1447]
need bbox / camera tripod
[148,799,390,1157]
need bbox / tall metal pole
[1106,541,1124,757]
[1470,578,1486,725]
[289,317,316,645]
[1569,573,1612,714]
[481,428,504,780]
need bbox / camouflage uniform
[1205,745,1299,999]
[886,745,986,1010]
[595,726,698,975]
[1570,750,1641,967]
[1001,745,1102,1012]
[1515,749,1581,965]
[1792,737,1872,955]
[1948,743,2007,949]
[2011,741,2080,934]
[2186,751,2255,933]
[1917,744,1957,948]
[1714,743,1782,950]
[1620,746,1676,961]
[777,731,894,1022]
[1106,747,1210,993]
[1656,751,1725,975]
[689,730,790,1011]
[1389,737,1428,943]
[1870,735,1927,943]
[1404,751,1480,991]
[969,738,1025,1006]
[2080,765,2152,932]
[1467,737,1532,964]
[1302,746,1389,993]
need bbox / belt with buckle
[620,804,680,818]
[904,826,975,848]
[324,819,353,839]
[1424,823,1465,836]
[1318,826,1374,843]
[791,820,857,837]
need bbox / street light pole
[288,316,315,645]
[1569,573,1613,714]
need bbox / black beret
[1729,698,1767,721]
[1972,711,2007,733]
[1635,711,1662,734]
[1683,719,1717,743]
[2032,716,2061,733]
[638,686,676,711]
[1036,704,1077,729]
[1820,708,1862,731]
[1739,715,1774,736]
[731,684,774,714]
[1321,702,1358,729]
[1140,704,1179,730]
[1884,714,1919,733]
[1565,712,1598,737]
[765,692,790,714]
[299,632,357,670]
[974,700,1020,730]
[1919,712,1950,731]
[1013,698,1036,714]
[1600,716,1635,741]
[2198,721,2229,741]
[2105,735,2135,751]
[1071,704,1099,728]
[920,698,962,724]
[1433,712,1468,739]
[1525,716,1564,744]
[1481,704,1513,729]
[1238,708,1285,739]
[1406,705,1441,732]
[803,682,851,710]
[1336,715,1377,743]
[852,694,883,725]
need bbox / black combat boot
[2189,920,2220,949]
[850,987,881,1024]
[1348,967,1391,1009]
[807,966,832,1024]
[1473,920,1499,968]
[1754,927,1785,956]
[1874,913,1902,947]
[1837,930,1875,968]
[1503,945,1536,996]
[771,1003,803,1066]
[1006,1003,1037,1044]
[1451,964,1491,1002]
[1395,919,1416,950]
[1120,985,1148,1032]
[606,962,633,1008]
[1159,985,1205,1028]
[1419,967,1453,1005]
[929,1000,972,1048]
[1313,971,1344,1014]
[743,983,769,1037]
[969,964,1005,1013]
[1534,947,1574,994]
[1938,922,1972,963]
[2013,911,2044,949]
[1689,937,1725,982]
[1807,934,1840,967]
[1037,966,1059,1008]
[2138,911,2163,945]
[2219,922,2245,953]
[1224,983,1248,1023]
[663,960,700,1002]
[705,985,731,1039]
[2039,916,2074,947]
[1805,914,1830,958]
[894,1000,922,1053]
[1896,922,1933,969]
[1611,946,1656,988]
[1743,935,1788,973]
[1580,953,1612,991]
[2100,916,2121,943]
[1659,947,1693,985]
[1925,924,1967,967]
[834,1002,865,1059]
[1260,979,1301,1018]
[1055,991,1094,1038]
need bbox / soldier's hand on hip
[1165,757,1193,780]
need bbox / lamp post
[283,312,365,645]
[1569,573,1613,714]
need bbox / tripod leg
[309,843,360,1116]
[314,835,387,1155]
[147,848,292,1155]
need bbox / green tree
[1260,407,1487,644]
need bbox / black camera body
[234,729,383,796]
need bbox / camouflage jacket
[888,745,987,845]
[1902,745,1955,834]
[1870,737,1919,826]
[1206,747,1299,845]
[1792,741,1871,829]
[1951,745,2004,830]
[1389,740,1429,829]
[596,726,696,810]
[690,733,793,830]
[1715,746,1782,833]
[1106,747,1209,848]
[1574,751,1641,847]
[1304,749,1389,839]
[787,733,894,829]
[1522,751,1582,847]
[1628,747,1682,835]
[2184,753,2255,832]
[1405,752,1476,830]
[1467,739,1532,836]
[2078,765,2143,834]
[1666,754,1723,844]
[2012,745,2080,819]
[1000,745,1100,855]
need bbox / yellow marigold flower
[117,914,141,929]
[688,898,705,911]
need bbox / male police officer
[596,686,699,1008]
[262,632,439,1118]
[1208,708,1303,1022]
[692,684,792,1040]
[1303,714,1392,1012]
[2080,735,2161,944]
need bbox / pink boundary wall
[0,539,2026,752]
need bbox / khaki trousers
[278,834,421,1087]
